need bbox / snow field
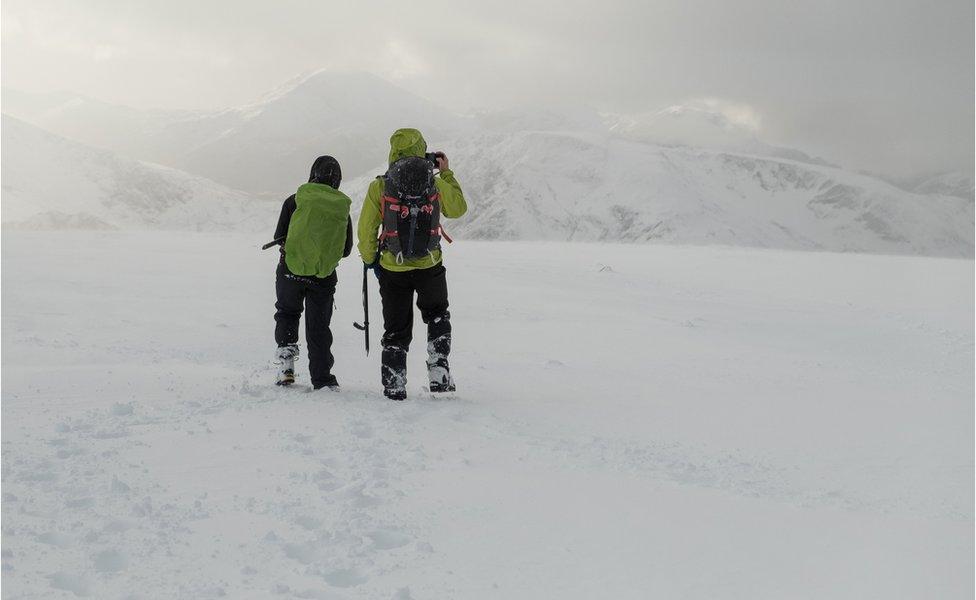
[1,231,972,598]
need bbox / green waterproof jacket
[357,128,467,272]
[285,183,352,278]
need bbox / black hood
[308,155,342,188]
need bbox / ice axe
[352,263,370,355]
[261,236,285,250]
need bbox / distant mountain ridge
[3,72,462,197]
[3,72,972,256]
[908,171,974,200]
[1,115,270,232]
[414,131,972,257]
[603,105,837,169]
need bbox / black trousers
[274,261,337,387]
[378,263,452,389]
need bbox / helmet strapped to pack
[378,156,451,263]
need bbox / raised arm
[436,168,467,219]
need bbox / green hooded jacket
[285,183,352,278]
[356,128,467,272]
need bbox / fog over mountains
[2,70,973,256]
[3,72,459,196]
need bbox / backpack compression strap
[378,192,451,261]
[378,195,402,257]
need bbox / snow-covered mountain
[433,131,973,257]
[876,170,976,202]
[3,72,463,196]
[1,115,270,231]
[1,87,208,163]
[604,103,835,168]
[4,73,972,256]
[910,171,975,200]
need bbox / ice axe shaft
[352,264,370,355]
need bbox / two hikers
[272,129,466,400]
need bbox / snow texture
[2,231,972,598]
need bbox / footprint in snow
[110,402,134,416]
[348,420,374,439]
[312,468,342,492]
[293,515,322,531]
[48,572,91,596]
[36,531,72,547]
[93,548,128,573]
[322,567,369,588]
[366,529,411,550]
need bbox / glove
[364,255,381,280]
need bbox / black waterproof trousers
[274,261,337,388]
[378,263,452,392]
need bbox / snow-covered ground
[2,231,972,598]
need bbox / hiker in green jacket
[357,129,467,400]
[273,155,353,390]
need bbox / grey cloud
[1,0,972,177]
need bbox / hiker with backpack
[357,128,467,400]
[272,155,353,389]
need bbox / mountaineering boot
[428,361,455,393]
[384,387,407,401]
[313,374,340,391]
[274,344,299,386]
[381,345,407,400]
[427,333,455,393]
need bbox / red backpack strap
[378,196,402,245]
[380,195,400,215]
[427,226,452,243]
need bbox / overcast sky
[2,0,972,177]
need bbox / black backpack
[378,156,447,262]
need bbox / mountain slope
[1,115,270,232]
[0,87,211,166]
[604,104,836,168]
[3,72,463,196]
[437,131,973,257]
[911,171,975,200]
